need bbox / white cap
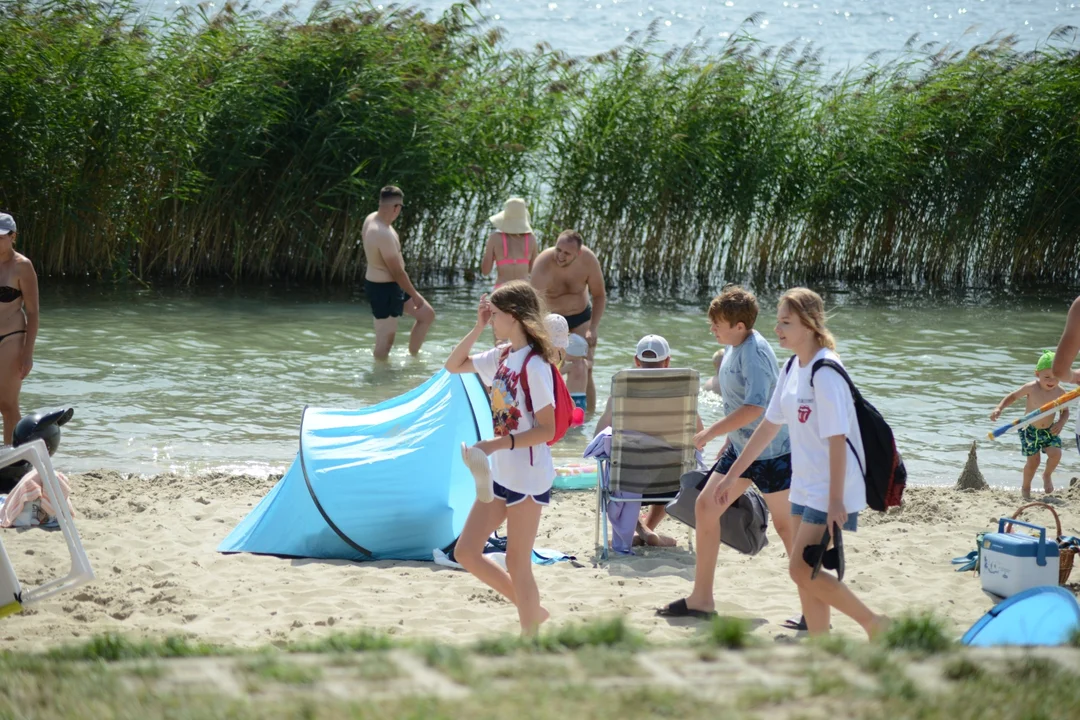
[544,313,569,349]
[566,333,589,358]
[635,334,670,362]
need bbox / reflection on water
[21,281,1080,489]
[141,0,1079,72]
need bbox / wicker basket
[1004,502,1076,586]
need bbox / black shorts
[365,280,410,320]
[709,444,792,495]
[559,305,592,331]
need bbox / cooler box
[981,518,1059,599]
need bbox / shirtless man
[1052,295,1080,385]
[1052,295,1080,457]
[362,186,435,360]
[530,230,606,412]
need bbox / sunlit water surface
[22,282,1080,490]
[141,0,1080,72]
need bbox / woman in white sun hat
[481,198,538,289]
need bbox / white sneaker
[461,442,494,503]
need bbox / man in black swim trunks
[362,187,435,360]
[530,230,606,412]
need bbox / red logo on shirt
[798,405,812,423]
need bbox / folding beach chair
[1,439,94,619]
[594,368,699,559]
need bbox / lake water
[144,0,1079,71]
[20,281,1080,489]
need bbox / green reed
[0,0,574,282]
[0,2,1078,285]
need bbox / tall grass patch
[3,4,1079,284]
[881,613,954,654]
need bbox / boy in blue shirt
[658,286,794,619]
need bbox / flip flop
[781,614,808,631]
[460,443,494,503]
[780,615,831,631]
[656,598,717,620]
[822,525,845,581]
[804,525,831,580]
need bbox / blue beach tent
[962,586,1080,647]
[218,371,492,561]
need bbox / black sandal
[781,614,808,631]
[804,525,831,580]
[656,598,718,620]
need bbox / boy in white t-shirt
[444,281,559,636]
[709,288,887,639]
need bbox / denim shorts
[712,445,793,495]
[790,502,858,532]
[493,481,551,507]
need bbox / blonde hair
[489,280,558,364]
[779,287,836,352]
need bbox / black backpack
[785,356,907,511]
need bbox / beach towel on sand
[433,532,575,569]
[0,468,74,528]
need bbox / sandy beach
[3,471,1079,651]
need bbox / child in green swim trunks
[991,351,1070,498]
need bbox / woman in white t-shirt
[710,288,887,639]
[444,280,558,635]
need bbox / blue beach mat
[219,371,493,561]
[962,586,1080,647]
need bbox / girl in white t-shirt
[710,288,887,639]
[444,280,558,635]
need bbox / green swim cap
[1036,350,1055,372]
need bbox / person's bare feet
[1044,476,1055,494]
[865,614,891,641]
[521,607,550,637]
[634,529,677,547]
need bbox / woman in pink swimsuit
[482,198,538,288]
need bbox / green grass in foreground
[45,632,227,662]
[1,612,1080,720]
[881,613,955,654]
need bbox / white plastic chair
[1,439,94,618]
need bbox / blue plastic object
[218,371,493,561]
[987,518,1059,567]
[962,586,1080,647]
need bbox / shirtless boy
[991,351,1069,498]
[362,186,435,360]
[530,230,605,412]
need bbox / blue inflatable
[962,586,1080,647]
[218,371,493,561]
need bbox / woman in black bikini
[0,212,39,445]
